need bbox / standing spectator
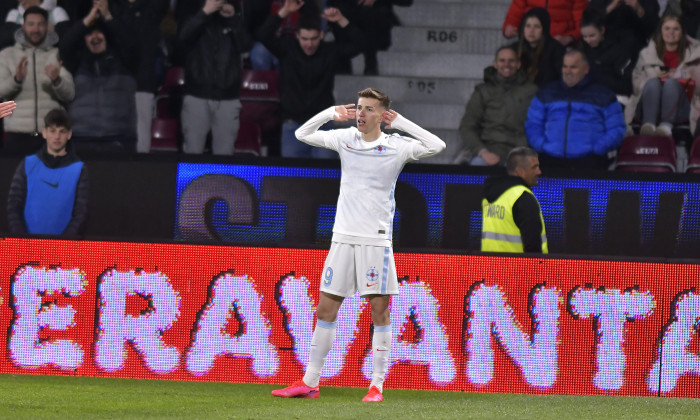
[327,0,409,75]
[456,45,538,166]
[177,0,253,155]
[579,9,634,97]
[481,147,547,254]
[511,8,566,87]
[1,0,71,49]
[502,0,588,46]
[525,49,627,170]
[257,0,362,158]
[109,0,169,153]
[627,14,700,137]
[0,6,74,156]
[59,0,138,154]
[7,108,89,236]
[588,0,659,60]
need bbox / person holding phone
[626,14,700,137]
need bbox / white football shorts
[320,242,399,297]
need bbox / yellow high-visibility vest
[481,185,548,253]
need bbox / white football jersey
[295,106,445,246]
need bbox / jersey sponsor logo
[374,145,387,154]
[42,180,59,188]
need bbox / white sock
[370,325,392,392]
[302,319,336,388]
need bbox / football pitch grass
[0,374,698,419]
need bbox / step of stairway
[354,52,493,79]
[392,102,465,131]
[334,75,480,105]
[390,26,506,55]
[394,2,509,28]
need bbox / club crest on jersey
[374,145,387,154]
[366,267,379,283]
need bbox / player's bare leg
[272,292,344,398]
[363,294,391,402]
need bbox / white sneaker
[640,123,656,136]
[656,123,673,137]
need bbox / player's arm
[294,104,355,150]
[384,110,446,159]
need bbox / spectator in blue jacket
[525,48,626,170]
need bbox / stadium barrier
[1,237,698,398]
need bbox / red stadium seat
[612,135,677,172]
[235,120,262,156]
[150,118,180,151]
[240,69,280,101]
[240,69,282,155]
[686,138,700,173]
[159,66,185,96]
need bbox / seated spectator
[256,0,362,158]
[502,0,587,46]
[626,14,700,137]
[59,1,138,155]
[0,6,74,156]
[327,0,409,75]
[7,108,89,236]
[665,0,700,39]
[455,45,538,166]
[588,0,659,60]
[525,49,626,171]
[109,0,169,153]
[511,8,566,87]
[579,9,634,97]
[177,0,253,155]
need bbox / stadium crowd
[0,0,698,171]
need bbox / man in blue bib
[7,108,88,236]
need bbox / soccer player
[271,87,445,402]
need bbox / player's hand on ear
[382,109,398,129]
[334,104,356,121]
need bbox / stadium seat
[159,66,185,96]
[235,120,262,155]
[612,135,677,172]
[240,69,282,156]
[150,117,179,151]
[686,138,700,173]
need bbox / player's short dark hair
[357,87,391,109]
[298,14,322,32]
[44,109,72,130]
[506,147,538,174]
[24,6,48,22]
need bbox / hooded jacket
[625,36,700,133]
[511,8,566,87]
[482,174,544,253]
[0,28,75,134]
[458,66,538,162]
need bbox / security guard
[481,146,548,253]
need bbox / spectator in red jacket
[503,0,588,46]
